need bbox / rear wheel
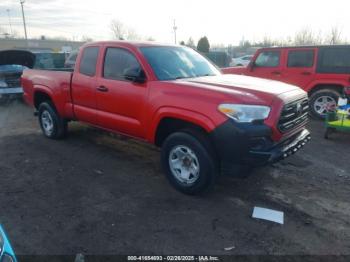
[38,102,67,139]
[161,130,218,195]
[309,89,340,119]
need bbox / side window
[317,48,350,74]
[79,47,99,77]
[287,50,314,68]
[103,48,141,81]
[254,51,280,67]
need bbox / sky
[0,0,349,45]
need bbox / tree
[294,28,321,45]
[110,19,126,40]
[186,37,195,48]
[197,36,210,53]
[179,40,185,45]
[81,35,94,42]
[328,26,342,45]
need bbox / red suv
[223,45,350,118]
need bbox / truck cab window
[287,50,314,67]
[79,47,99,76]
[255,51,280,67]
[103,48,141,81]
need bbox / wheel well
[308,84,343,96]
[34,92,52,109]
[155,117,209,147]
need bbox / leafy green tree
[197,36,210,53]
[179,41,185,45]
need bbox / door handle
[271,71,281,75]
[301,71,311,75]
[97,85,109,92]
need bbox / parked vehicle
[22,41,310,194]
[222,45,350,119]
[0,224,17,262]
[0,50,35,99]
[205,51,231,68]
[230,55,253,67]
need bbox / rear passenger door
[249,50,284,81]
[282,48,316,89]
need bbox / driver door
[96,46,148,138]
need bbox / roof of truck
[84,40,178,48]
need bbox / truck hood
[0,50,35,68]
[177,74,303,105]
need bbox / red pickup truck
[22,41,310,194]
[223,45,350,119]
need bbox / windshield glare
[140,46,220,81]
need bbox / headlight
[218,104,270,123]
[0,80,8,88]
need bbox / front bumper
[247,129,310,165]
[210,120,310,167]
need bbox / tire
[161,129,218,195]
[38,102,67,139]
[309,89,340,119]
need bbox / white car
[230,55,253,67]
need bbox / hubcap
[169,145,200,185]
[41,110,54,136]
[314,96,337,115]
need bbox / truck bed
[21,69,74,117]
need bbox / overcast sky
[0,0,349,45]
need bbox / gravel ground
[0,99,349,256]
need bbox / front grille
[278,97,309,133]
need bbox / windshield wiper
[196,73,216,77]
[174,76,194,80]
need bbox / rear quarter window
[79,47,99,76]
[317,47,350,74]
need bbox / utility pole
[173,19,177,44]
[20,0,28,47]
[6,9,13,37]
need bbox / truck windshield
[140,46,220,80]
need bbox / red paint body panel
[21,41,308,147]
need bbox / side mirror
[124,67,146,84]
[248,61,255,72]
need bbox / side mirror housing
[248,61,255,72]
[124,68,147,83]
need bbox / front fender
[147,106,219,143]
[306,79,347,93]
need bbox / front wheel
[38,102,67,139]
[309,89,340,119]
[161,130,218,195]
